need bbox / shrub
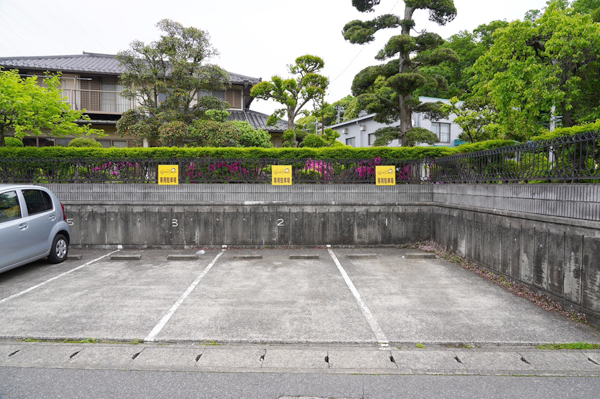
[303,134,327,148]
[5,137,23,147]
[0,145,456,161]
[67,137,103,148]
[188,120,242,147]
[532,120,600,141]
[233,121,273,148]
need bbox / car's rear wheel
[48,234,68,264]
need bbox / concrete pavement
[1,341,599,376]
[1,247,599,376]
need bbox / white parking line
[0,250,120,305]
[328,248,390,347]
[145,249,225,342]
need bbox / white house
[329,97,464,148]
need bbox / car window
[22,189,53,216]
[0,191,22,223]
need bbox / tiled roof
[0,52,260,84]
[228,110,288,132]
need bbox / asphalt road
[1,367,600,399]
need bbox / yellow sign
[158,165,179,185]
[272,165,292,185]
[376,166,396,186]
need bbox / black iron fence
[430,131,600,183]
[0,131,598,184]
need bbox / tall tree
[418,20,509,99]
[471,3,600,140]
[0,70,99,147]
[250,55,329,145]
[342,0,458,146]
[116,19,231,145]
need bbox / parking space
[0,248,598,346]
[152,249,375,343]
[336,248,599,344]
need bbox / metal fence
[430,131,600,183]
[0,131,598,184]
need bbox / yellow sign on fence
[272,165,292,185]
[376,166,396,186]
[158,165,179,185]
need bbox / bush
[455,140,519,153]
[0,144,457,161]
[303,134,327,148]
[188,120,242,147]
[233,121,273,148]
[5,137,23,147]
[532,120,600,141]
[67,137,103,148]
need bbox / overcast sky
[0,0,546,115]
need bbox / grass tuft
[537,342,600,350]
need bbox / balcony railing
[61,89,134,114]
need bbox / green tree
[442,97,499,143]
[342,0,458,146]
[419,20,509,98]
[116,19,231,145]
[471,4,600,140]
[0,70,99,147]
[250,55,329,146]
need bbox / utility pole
[335,106,344,124]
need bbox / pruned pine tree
[343,0,458,146]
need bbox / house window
[225,89,242,109]
[368,133,377,146]
[98,139,128,148]
[213,91,226,101]
[431,122,451,143]
[346,137,355,147]
[38,138,55,147]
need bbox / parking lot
[0,247,598,347]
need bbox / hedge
[0,138,538,160]
[0,145,457,160]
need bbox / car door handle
[49,215,56,221]
[18,223,28,231]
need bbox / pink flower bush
[92,161,138,178]
[356,157,382,179]
[304,159,334,180]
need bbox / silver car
[0,185,71,273]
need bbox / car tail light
[61,203,67,221]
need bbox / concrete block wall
[433,184,600,222]
[63,204,432,248]
[45,184,433,205]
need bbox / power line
[0,29,21,54]
[0,2,58,52]
[0,12,45,54]
[330,46,367,84]
[329,0,401,86]
[38,0,121,52]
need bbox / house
[0,52,288,147]
[328,97,464,148]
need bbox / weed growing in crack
[415,241,588,324]
[537,342,600,350]
[416,343,426,349]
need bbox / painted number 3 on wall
[172,219,179,228]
